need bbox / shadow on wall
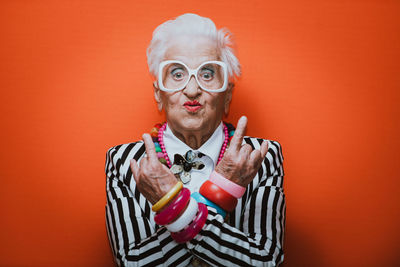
[387,244,400,267]
[282,224,326,267]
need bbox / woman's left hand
[215,116,268,188]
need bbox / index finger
[229,116,247,150]
[142,133,158,160]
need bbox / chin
[172,117,217,132]
[181,118,207,131]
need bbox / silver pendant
[171,164,192,184]
[170,164,183,175]
[180,171,191,184]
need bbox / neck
[169,124,220,150]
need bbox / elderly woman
[105,14,285,267]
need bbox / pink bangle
[170,203,208,243]
[154,188,190,225]
[209,171,246,199]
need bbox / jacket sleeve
[105,143,193,267]
[185,139,286,267]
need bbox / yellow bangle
[152,181,183,212]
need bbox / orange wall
[1,1,399,266]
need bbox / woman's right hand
[130,134,178,205]
[215,116,268,188]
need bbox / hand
[215,116,268,188]
[130,134,178,204]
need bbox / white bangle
[166,197,198,233]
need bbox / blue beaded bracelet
[191,192,226,218]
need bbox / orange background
[1,0,399,266]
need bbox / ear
[153,81,163,111]
[224,83,234,115]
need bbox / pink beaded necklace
[154,122,231,168]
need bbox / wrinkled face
[154,36,232,136]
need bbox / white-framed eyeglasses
[158,60,228,93]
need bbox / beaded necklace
[150,122,235,168]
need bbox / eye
[199,68,214,81]
[171,68,185,80]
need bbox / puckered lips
[183,100,203,112]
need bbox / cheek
[210,94,227,111]
[162,94,180,109]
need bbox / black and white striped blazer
[105,137,285,267]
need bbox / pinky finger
[249,149,263,168]
[260,140,269,159]
[249,140,268,168]
[130,159,139,182]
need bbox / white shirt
[163,122,224,192]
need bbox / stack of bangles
[199,171,246,213]
[152,172,246,243]
[152,181,208,244]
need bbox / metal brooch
[170,150,205,184]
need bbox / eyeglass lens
[161,62,225,91]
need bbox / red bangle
[199,180,238,212]
[209,171,246,198]
[154,188,190,225]
[171,203,208,243]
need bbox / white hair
[146,13,241,81]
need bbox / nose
[182,75,202,98]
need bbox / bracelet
[152,181,183,212]
[154,187,190,225]
[171,203,208,243]
[209,171,246,198]
[191,192,226,218]
[166,197,198,233]
[199,180,237,212]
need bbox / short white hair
[146,13,241,81]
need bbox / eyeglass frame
[157,60,228,93]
